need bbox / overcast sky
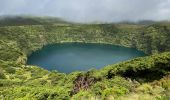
[0,0,170,22]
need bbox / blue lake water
[27,43,146,73]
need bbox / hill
[0,16,69,26]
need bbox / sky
[0,0,170,22]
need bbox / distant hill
[1,16,170,26]
[136,20,156,25]
[0,16,69,26]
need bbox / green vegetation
[0,16,69,26]
[0,16,170,99]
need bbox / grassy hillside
[0,17,170,99]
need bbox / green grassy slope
[0,17,170,99]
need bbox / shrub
[5,67,16,74]
[0,69,5,79]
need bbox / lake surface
[27,43,146,73]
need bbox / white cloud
[0,0,170,22]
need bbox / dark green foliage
[99,52,170,82]
[0,70,5,79]
[5,67,16,74]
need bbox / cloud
[0,0,170,22]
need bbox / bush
[0,69,5,79]
[5,67,16,74]
[102,87,128,99]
